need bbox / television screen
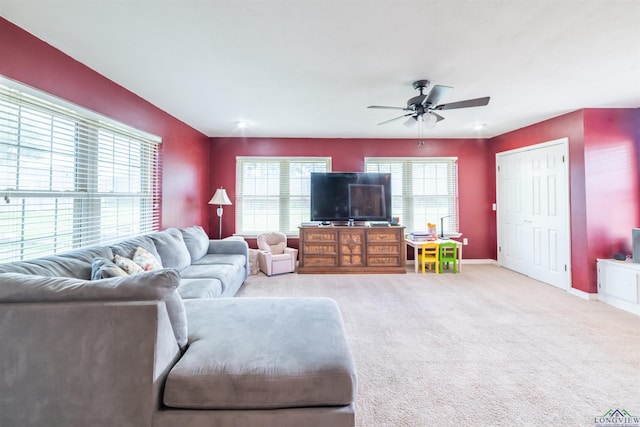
[310,172,392,222]
[349,184,386,219]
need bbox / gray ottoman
[163,297,357,414]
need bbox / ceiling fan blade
[377,113,414,125]
[367,105,409,111]
[436,96,490,110]
[423,85,454,107]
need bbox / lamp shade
[208,188,232,205]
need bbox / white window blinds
[365,157,459,233]
[236,157,331,234]
[0,79,161,262]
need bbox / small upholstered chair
[256,231,298,276]
[438,242,458,273]
[420,242,439,274]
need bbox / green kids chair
[438,242,458,273]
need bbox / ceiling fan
[367,80,490,127]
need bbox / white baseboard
[568,287,597,301]
[461,259,497,265]
[596,294,640,315]
[569,287,640,315]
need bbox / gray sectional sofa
[0,226,357,427]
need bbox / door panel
[497,139,571,290]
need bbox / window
[0,79,161,262]
[236,157,331,234]
[365,157,458,233]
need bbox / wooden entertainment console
[298,226,406,274]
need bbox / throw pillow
[179,225,209,263]
[151,228,191,270]
[0,269,188,351]
[114,254,144,275]
[91,257,128,280]
[133,246,163,271]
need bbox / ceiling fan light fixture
[404,116,418,127]
[423,112,438,128]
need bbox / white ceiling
[2,0,639,139]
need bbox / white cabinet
[596,259,640,315]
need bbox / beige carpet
[237,264,640,427]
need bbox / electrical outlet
[463,238,468,245]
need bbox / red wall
[209,136,494,260]
[583,109,640,259]
[0,18,211,232]
[489,109,639,293]
[489,111,587,288]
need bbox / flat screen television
[310,172,392,222]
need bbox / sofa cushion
[91,257,128,280]
[133,247,163,271]
[163,297,357,410]
[0,269,188,350]
[191,254,246,269]
[110,236,160,261]
[151,228,191,270]
[177,278,223,299]
[0,245,114,280]
[180,226,209,263]
[180,263,242,293]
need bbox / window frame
[364,157,459,234]
[0,76,162,262]
[235,156,331,236]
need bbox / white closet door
[496,139,571,290]
[497,150,532,274]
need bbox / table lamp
[440,215,452,239]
